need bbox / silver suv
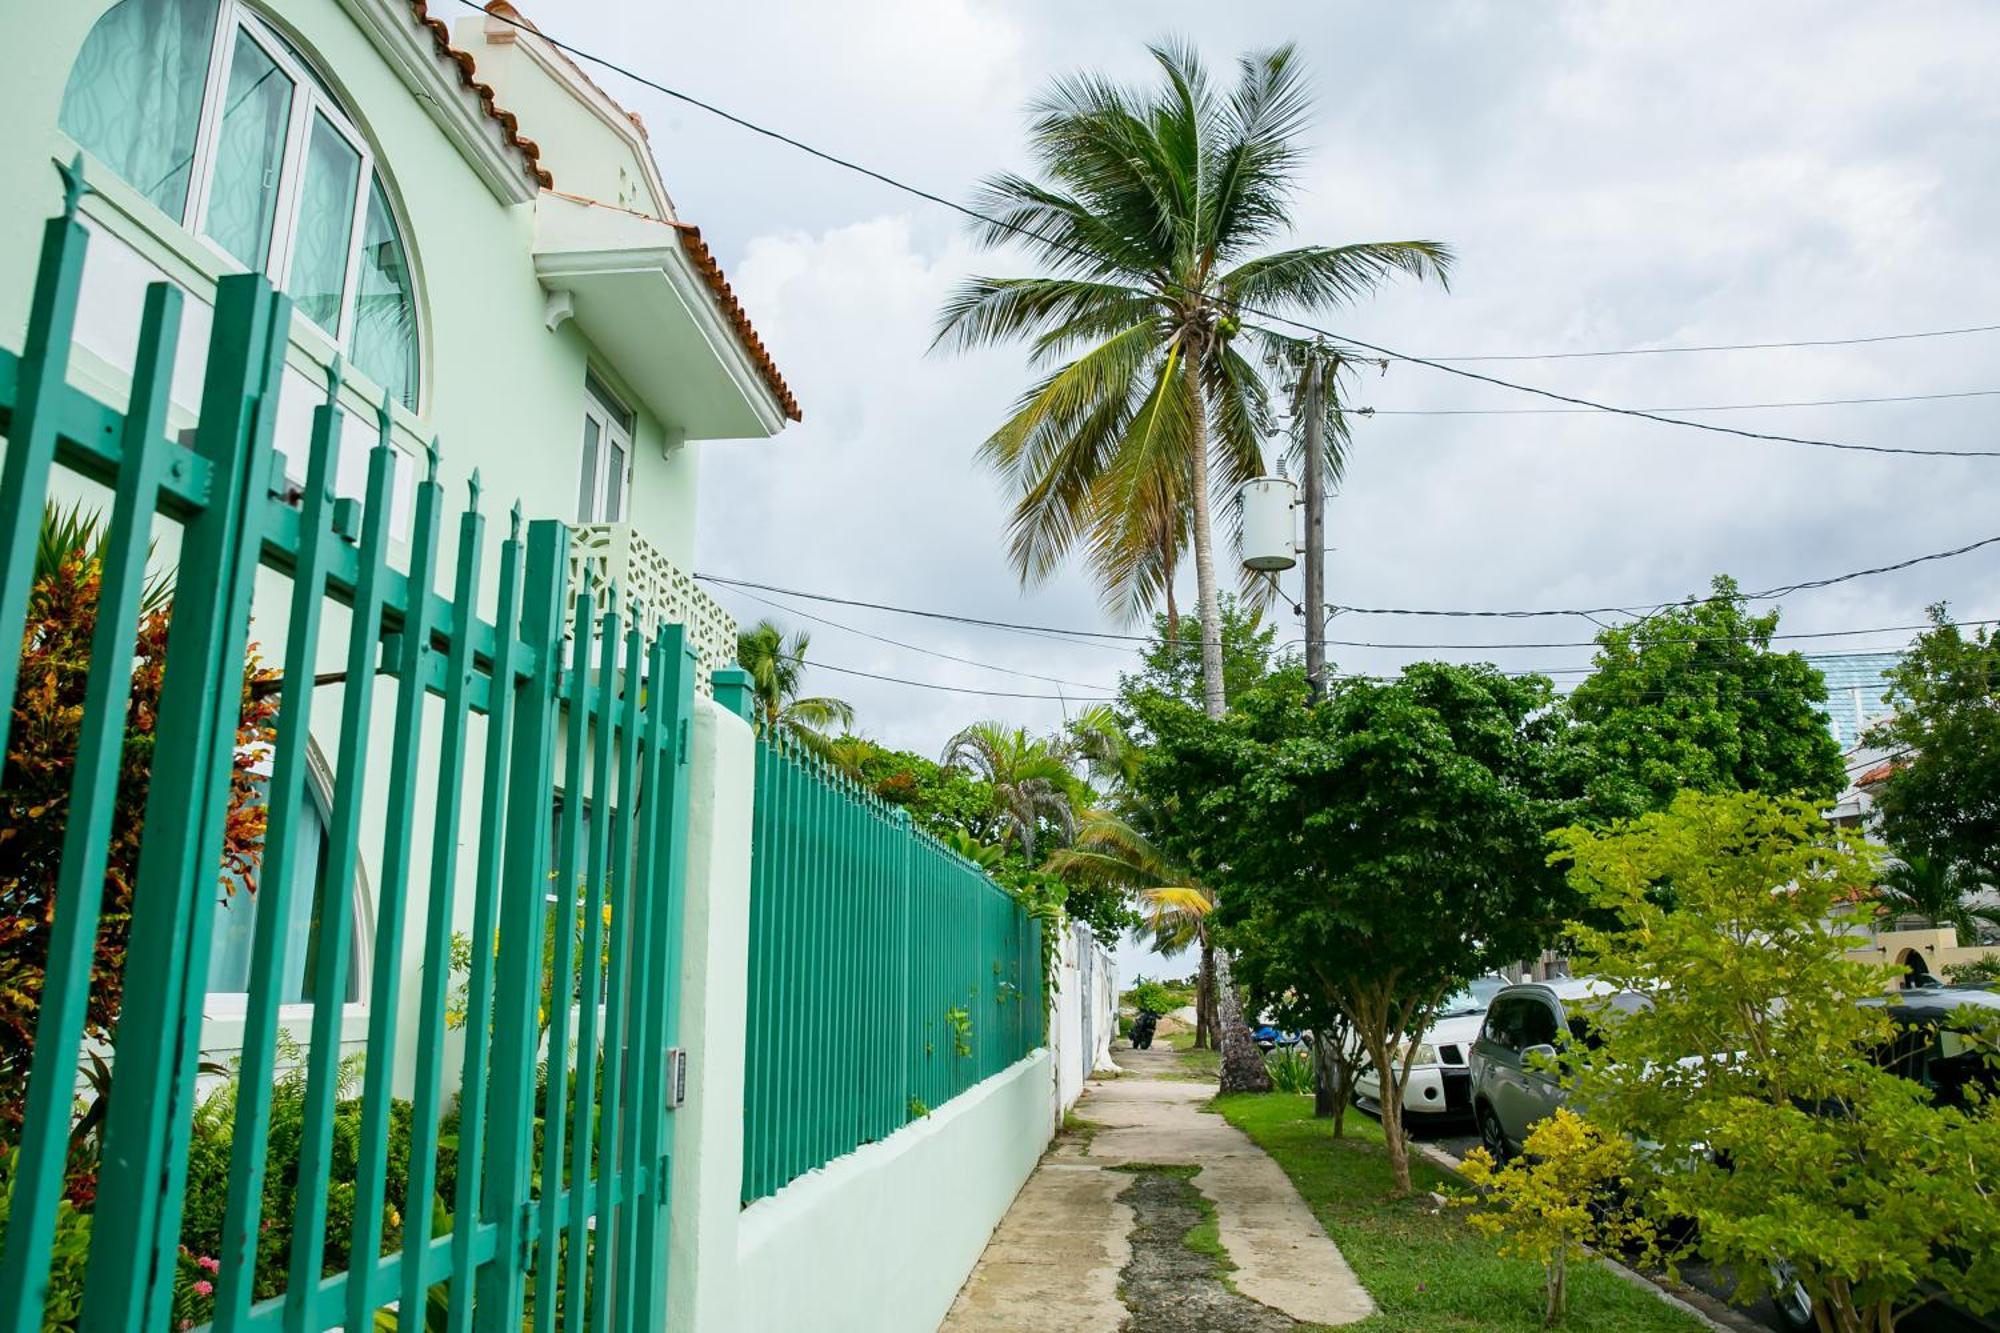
[1467,978,1648,1159]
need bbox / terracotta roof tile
[672,223,802,422]
[405,1,553,189]
[1856,760,1897,787]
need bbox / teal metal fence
[0,168,695,1332]
[739,734,1045,1205]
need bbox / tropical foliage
[0,505,277,1129]
[1554,791,2000,1333]
[733,619,854,752]
[1137,663,1593,1192]
[1873,851,1999,943]
[939,721,1080,864]
[1868,607,2000,876]
[934,40,1449,717]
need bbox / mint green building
[0,0,795,1071]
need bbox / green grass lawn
[1214,1094,1707,1333]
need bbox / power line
[703,533,2000,638]
[1356,387,2000,417]
[725,582,1121,691]
[1419,324,2000,363]
[1312,620,1998,652]
[784,654,1114,702]
[460,0,2000,463]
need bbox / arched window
[60,0,420,408]
[207,779,360,1005]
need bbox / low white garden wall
[731,1050,1055,1333]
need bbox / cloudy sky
[518,2,2000,979]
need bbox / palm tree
[940,722,1079,864]
[935,40,1450,718]
[1876,853,2000,944]
[734,619,855,752]
[1046,812,1221,1046]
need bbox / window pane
[352,177,419,409]
[288,113,360,331]
[577,417,601,522]
[207,788,344,1004]
[606,440,626,522]
[204,29,293,271]
[59,0,218,218]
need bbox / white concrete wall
[1049,923,1119,1116]
[727,1051,1053,1333]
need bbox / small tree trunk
[1312,1034,1336,1118]
[1194,943,1216,1050]
[1212,945,1272,1093]
[1545,1250,1567,1327]
[1361,1026,1413,1195]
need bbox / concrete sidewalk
[939,1047,1375,1332]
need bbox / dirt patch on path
[1115,1167,1302,1333]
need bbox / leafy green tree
[733,620,855,752]
[934,41,1449,717]
[1867,607,2000,874]
[829,736,1000,843]
[1117,595,1282,715]
[1138,664,1583,1189]
[1553,790,2000,1333]
[1568,576,1845,809]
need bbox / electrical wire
[700,532,2000,638]
[1419,324,2000,363]
[779,654,1115,702]
[1356,388,2000,417]
[723,582,1121,691]
[462,0,2000,462]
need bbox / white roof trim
[334,0,539,206]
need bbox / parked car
[1467,978,1651,1160]
[1353,978,1505,1123]
[1770,986,2000,1333]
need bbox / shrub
[1945,954,2000,987]
[1456,1108,1652,1327]
[177,1047,415,1303]
[1263,1047,1314,1094]
[0,506,278,1127]
[1125,980,1178,1016]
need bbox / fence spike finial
[56,152,91,220]
[424,435,441,483]
[376,387,395,444]
[510,500,523,541]
[468,468,483,511]
[324,354,345,403]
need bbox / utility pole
[1300,350,1327,702]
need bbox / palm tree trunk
[1211,944,1272,1093]
[1194,942,1214,1050]
[1184,341,1226,721]
[1182,336,1268,1093]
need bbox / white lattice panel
[566,522,735,697]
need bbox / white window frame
[577,379,636,525]
[180,1,378,343]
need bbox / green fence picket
[564,596,621,1324]
[0,278,178,1331]
[446,511,525,1333]
[399,484,487,1329]
[83,274,286,1333]
[215,359,348,1332]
